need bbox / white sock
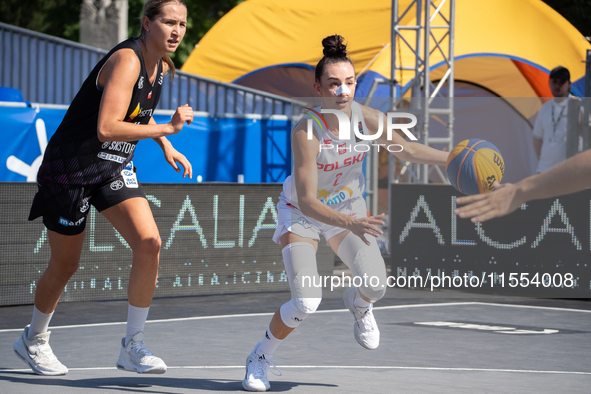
[256,325,283,357]
[28,306,53,340]
[126,304,150,345]
[353,289,372,309]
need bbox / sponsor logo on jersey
[138,108,153,118]
[127,104,152,122]
[147,90,152,99]
[317,186,354,205]
[110,180,124,190]
[97,152,126,163]
[323,139,332,145]
[128,103,141,121]
[58,216,85,227]
[104,141,136,154]
[138,76,144,89]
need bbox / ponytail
[163,54,175,80]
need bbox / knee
[354,248,387,301]
[134,235,161,257]
[48,257,79,282]
[291,277,322,314]
[292,296,322,314]
[358,281,386,302]
[279,297,321,328]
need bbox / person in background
[532,66,579,173]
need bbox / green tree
[128,0,244,68]
[0,0,81,41]
[541,0,591,38]
[0,0,243,69]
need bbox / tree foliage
[0,0,243,68]
[127,0,244,68]
[0,0,81,41]
[541,0,591,37]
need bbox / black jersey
[37,38,163,186]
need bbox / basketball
[446,138,504,195]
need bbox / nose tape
[335,84,351,96]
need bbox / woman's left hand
[162,143,192,178]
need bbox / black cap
[549,66,570,81]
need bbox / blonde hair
[139,0,187,80]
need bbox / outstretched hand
[348,213,385,245]
[454,182,522,222]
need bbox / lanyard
[551,100,567,136]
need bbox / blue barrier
[0,22,301,117]
[0,105,292,183]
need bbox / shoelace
[355,307,375,332]
[32,341,59,363]
[130,341,154,357]
[254,355,282,378]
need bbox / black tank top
[37,38,163,186]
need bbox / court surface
[0,288,590,393]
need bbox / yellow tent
[182,0,590,117]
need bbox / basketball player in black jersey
[14,0,192,376]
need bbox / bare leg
[102,197,167,373]
[34,230,85,313]
[14,230,78,375]
[268,309,291,339]
[101,197,161,307]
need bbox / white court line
[470,302,591,313]
[0,365,589,376]
[0,301,589,333]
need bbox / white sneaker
[13,325,68,375]
[343,286,380,350]
[116,332,167,374]
[242,346,281,392]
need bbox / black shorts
[29,166,146,236]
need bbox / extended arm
[363,106,448,166]
[455,149,591,222]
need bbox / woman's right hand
[169,104,194,134]
[347,213,385,245]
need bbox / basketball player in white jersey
[242,35,449,391]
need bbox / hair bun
[322,35,347,58]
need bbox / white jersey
[283,101,370,207]
[532,97,581,173]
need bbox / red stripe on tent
[512,60,552,103]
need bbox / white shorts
[272,195,368,244]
